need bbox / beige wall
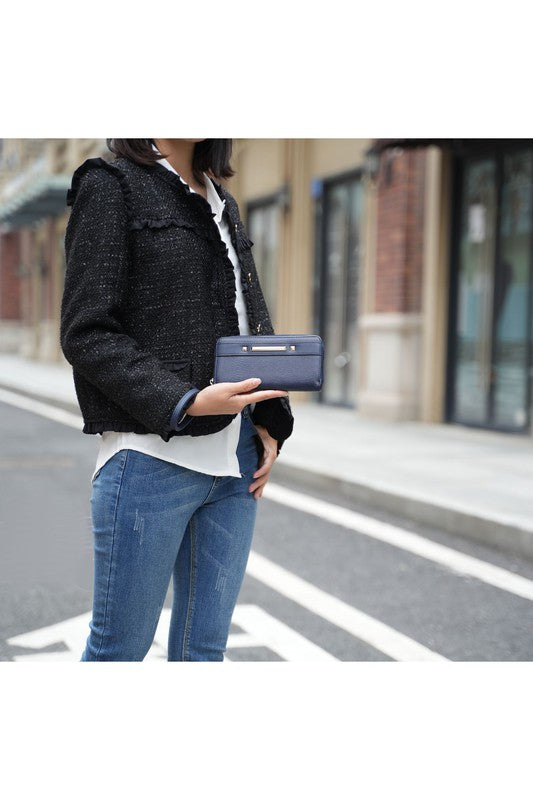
[232,138,371,200]
[231,139,285,201]
[420,146,452,423]
[310,139,370,177]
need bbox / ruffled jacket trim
[66,157,134,218]
[128,215,218,247]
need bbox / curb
[271,460,533,563]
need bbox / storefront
[446,140,533,433]
[313,168,363,408]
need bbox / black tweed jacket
[60,154,294,452]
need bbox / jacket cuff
[169,388,201,431]
[250,396,294,456]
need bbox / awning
[0,174,71,231]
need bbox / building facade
[1,138,532,438]
[0,139,107,360]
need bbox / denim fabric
[81,405,260,661]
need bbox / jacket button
[247,272,252,282]
[256,323,261,332]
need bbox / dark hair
[106,138,235,187]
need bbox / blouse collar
[151,142,226,225]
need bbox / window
[315,170,363,407]
[246,198,281,325]
[448,144,533,432]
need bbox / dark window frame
[446,140,533,435]
[315,166,364,409]
[244,191,283,327]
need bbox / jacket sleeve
[168,388,201,431]
[251,395,294,456]
[60,164,200,439]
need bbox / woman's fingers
[234,389,288,403]
[248,426,278,499]
[187,381,288,416]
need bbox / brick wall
[0,231,22,319]
[374,147,426,313]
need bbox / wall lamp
[363,147,380,184]
[277,182,291,212]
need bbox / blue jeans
[81,406,260,661]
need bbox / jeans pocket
[91,449,129,487]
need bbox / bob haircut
[106,138,235,187]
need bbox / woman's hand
[186,377,288,417]
[248,423,278,500]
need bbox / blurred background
[1,138,532,662]
[1,137,532,430]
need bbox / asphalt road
[1,396,532,662]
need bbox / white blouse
[90,148,251,483]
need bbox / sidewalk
[1,353,533,560]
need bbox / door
[317,172,363,407]
[448,145,533,432]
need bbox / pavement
[1,352,533,561]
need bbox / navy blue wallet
[212,334,324,391]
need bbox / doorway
[447,144,533,432]
[316,170,363,407]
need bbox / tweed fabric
[60,155,294,450]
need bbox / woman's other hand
[247,423,278,499]
[186,377,288,417]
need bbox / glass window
[450,146,533,432]
[493,150,532,428]
[247,201,280,325]
[453,158,497,424]
[319,173,363,407]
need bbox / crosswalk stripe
[231,604,338,661]
[7,604,338,662]
[0,387,81,428]
[246,551,449,661]
[263,483,533,602]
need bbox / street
[1,395,532,662]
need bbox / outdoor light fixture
[277,182,290,212]
[363,147,380,183]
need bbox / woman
[60,138,294,661]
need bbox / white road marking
[7,612,92,660]
[225,632,262,649]
[231,604,338,661]
[246,552,448,661]
[263,483,533,602]
[0,387,82,429]
[6,605,337,662]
